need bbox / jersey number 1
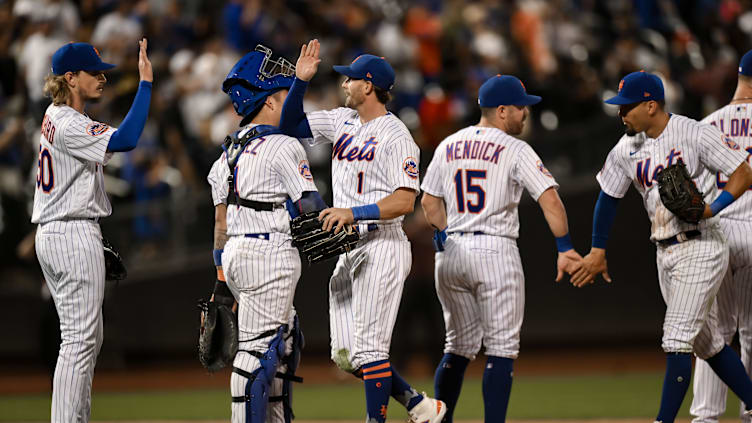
[36,146,54,193]
[453,169,486,213]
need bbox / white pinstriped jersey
[701,104,752,221]
[207,125,317,236]
[421,126,558,238]
[597,114,748,242]
[304,108,420,224]
[31,104,116,224]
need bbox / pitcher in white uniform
[420,74,582,423]
[206,45,324,423]
[33,40,152,422]
[279,40,446,423]
[691,50,752,423]
[571,70,752,423]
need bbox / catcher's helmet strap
[223,125,283,210]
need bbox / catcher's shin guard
[272,315,305,423]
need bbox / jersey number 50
[454,169,486,213]
[36,146,54,193]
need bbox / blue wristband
[710,190,734,216]
[351,204,380,221]
[213,249,224,266]
[555,233,574,253]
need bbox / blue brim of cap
[332,65,361,78]
[517,94,541,106]
[86,62,116,72]
[604,95,639,105]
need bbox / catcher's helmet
[222,45,295,120]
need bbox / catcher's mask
[222,45,295,121]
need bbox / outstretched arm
[319,188,417,233]
[279,39,321,138]
[107,39,152,152]
[537,187,582,282]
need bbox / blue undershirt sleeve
[592,190,620,249]
[107,81,152,152]
[279,77,313,139]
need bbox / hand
[319,207,354,233]
[570,248,611,287]
[296,39,321,82]
[556,249,583,282]
[138,38,153,82]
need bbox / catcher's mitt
[656,162,706,224]
[198,300,239,372]
[290,212,360,263]
[102,237,127,281]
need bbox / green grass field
[0,372,743,421]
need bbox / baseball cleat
[407,393,446,423]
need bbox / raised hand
[555,249,583,282]
[296,39,321,82]
[138,38,153,83]
[570,248,612,287]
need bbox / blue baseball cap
[739,50,752,75]
[478,75,541,107]
[604,71,664,105]
[52,43,115,75]
[333,54,395,91]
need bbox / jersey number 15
[454,169,486,213]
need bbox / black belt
[227,195,279,211]
[657,230,701,247]
[449,231,485,236]
[244,233,270,240]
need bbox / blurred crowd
[2,0,752,267]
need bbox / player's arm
[319,188,417,233]
[570,190,619,287]
[536,187,583,282]
[278,40,321,139]
[421,193,447,231]
[107,38,153,152]
[702,161,752,218]
[210,204,234,308]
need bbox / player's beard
[625,128,637,136]
[345,91,365,109]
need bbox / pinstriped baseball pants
[223,235,300,423]
[657,226,727,358]
[35,220,106,423]
[691,219,752,423]
[434,233,525,360]
[328,225,411,371]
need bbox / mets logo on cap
[86,122,109,136]
[618,79,625,92]
[299,160,313,180]
[403,157,419,179]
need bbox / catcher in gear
[572,70,752,423]
[204,45,327,423]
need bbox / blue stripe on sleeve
[592,190,620,249]
[107,81,152,152]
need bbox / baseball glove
[290,212,360,264]
[102,237,127,281]
[656,162,706,224]
[198,299,238,372]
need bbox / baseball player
[420,74,582,423]
[690,50,752,423]
[278,40,446,423]
[206,45,323,423]
[33,40,152,422]
[571,70,752,423]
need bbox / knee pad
[232,366,271,423]
[272,316,305,423]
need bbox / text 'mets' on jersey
[702,104,752,221]
[303,107,421,224]
[32,103,116,224]
[207,125,318,236]
[421,125,558,238]
[597,114,748,242]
